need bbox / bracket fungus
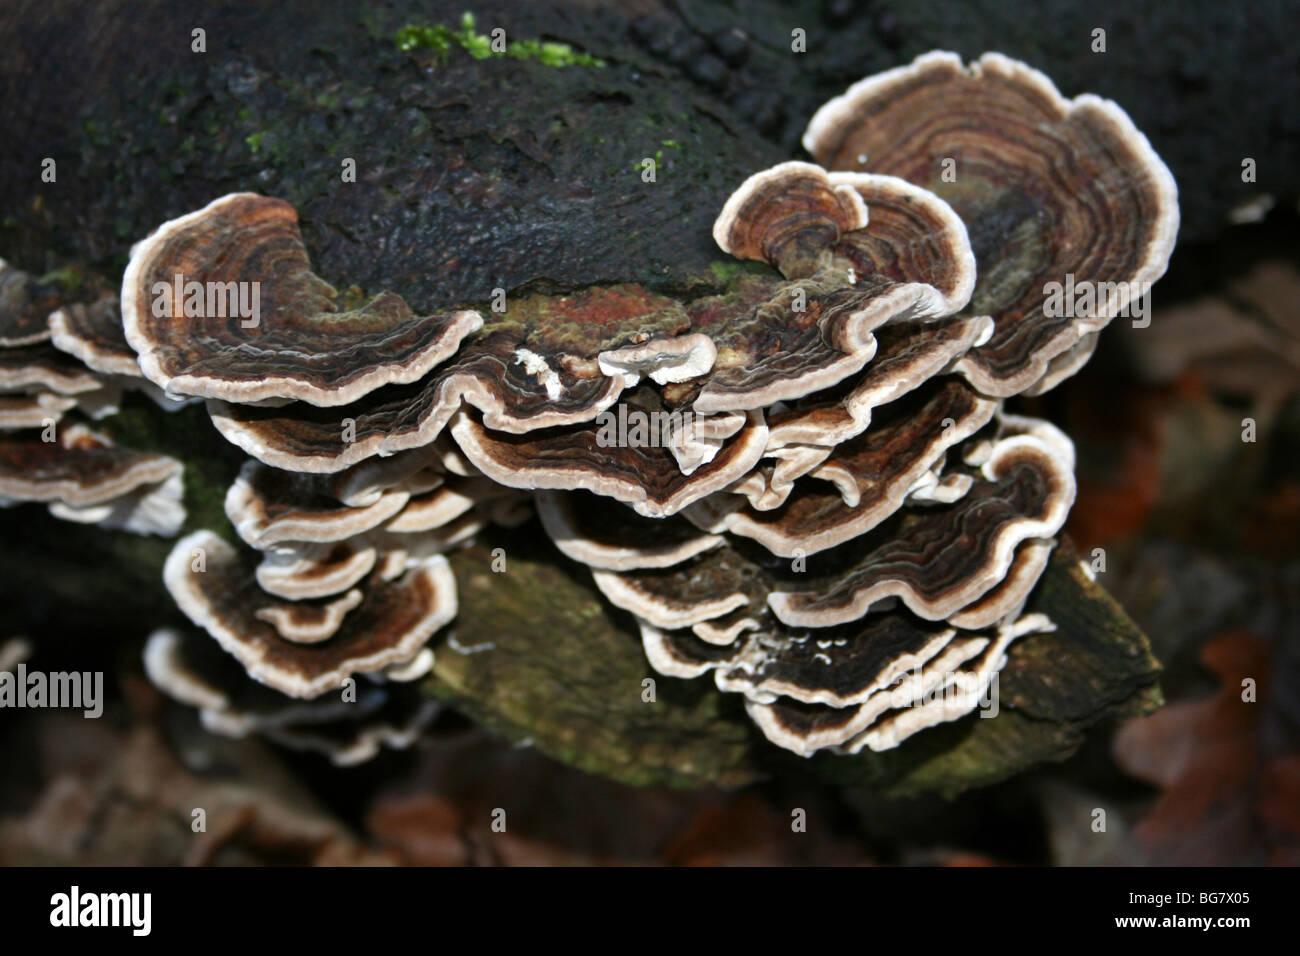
[0,259,64,348]
[56,49,1173,765]
[0,424,185,536]
[0,263,188,534]
[144,628,443,766]
[803,51,1179,397]
[121,193,483,406]
[163,530,457,699]
[147,437,525,744]
[516,51,1172,756]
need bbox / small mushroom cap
[450,406,769,518]
[597,333,717,386]
[595,563,752,630]
[0,259,58,346]
[144,628,437,765]
[225,459,410,548]
[0,423,181,507]
[121,193,483,406]
[825,172,975,316]
[385,476,513,533]
[0,343,103,395]
[47,469,186,537]
[163,530,457,698]
[764,314,993,454]
[48,296,141,377]
[641,614,960,708]
[688,379,999,556]
[768,420,1075,625]
[255,540,380,601]
[836,612,1054,754]
[145,627,385,722]
[805,51,1179,396]
[697,168,976,414]
[740,627,992,756]
[713,161,867,279]
[947,537,1055,629]
[330,445,446,508]
[0,392,77,430]
[256,695,441,766]
[254,589,365,644]
[536,489,724,571]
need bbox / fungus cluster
[529,52,1176,755]
[24,52,1176,762]
[0,261,186,535]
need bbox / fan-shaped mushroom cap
[690,270,963,416]
[48,296,139,377]
[255,540,379,601]
[163,530,457,698]
[768,421,1075,625]
[686,380,999,556]
[0,259,59,347]
[826,172,976,313]
[121,193,482,406]
[253,589,365,644]
[450,405,769,518]
[255,695,441,766]
[640,613,961,707]
[144,628,439,765]
[328,445,450,508]
[947,537,1055,629]
[763,314,993,454]
[0,392,77,430]
[225,460,410,548]
[804,51,1179,396]
[536,489,724,571]
[0,423,181,507]
[0,424,185,535]
[0,343,102,395]
[385,476,514,533]
[712,161,868,278]
[585,415,1072,632]
[48,469,186,537]
[745,613,1053,755]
